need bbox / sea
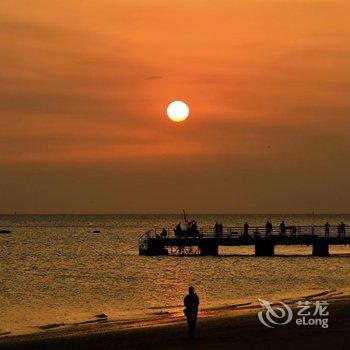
[0,214,349,335]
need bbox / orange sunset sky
[1,0,350,213]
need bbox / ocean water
[0,214,349,335]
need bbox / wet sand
[1,296,349,350]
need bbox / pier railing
[138,224,349,256]
[150,225,341,238]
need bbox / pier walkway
[138,225,350,256]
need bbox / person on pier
[161,228,167,238]
[175,223,182,237]
[337,224,342,237]
[325,222,330,237]
[265,221,273,236]
[187,220,199,237]
[341,222,346,237]
[214,221,220,237]
[290,225,297,237]
[279,220,286,236]
[218,222,223,237]
[243,222,249,237]
[193,221,198,236]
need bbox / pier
[138,225,350,257]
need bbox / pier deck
[138,226,350,256]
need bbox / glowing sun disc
[167,101,189,122]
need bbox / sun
[167,101,189,122]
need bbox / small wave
[0,331,11,337]
[147,304,182,310]
[328,291,344,297]
[38,323,65,330]
[71,319,108,326]
[302,290,336,299]
[201,302,253,313]
[95,313,108,319]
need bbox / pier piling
[255,239,275,256]
[199,241,219,256]
[312,240,329,257]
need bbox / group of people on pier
[335,222,346,237]
[243,221,346,237]
[242,220,297,237]
[174,220,199,238]
[159,220,347,239]
[214,221,224,237]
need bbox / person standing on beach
[184,286,199,340]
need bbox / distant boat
[0,230,11,234]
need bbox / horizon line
[1,212,350,216]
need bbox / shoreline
[1,290,349,349]
[2,288,349,337]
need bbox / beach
[1,293,349,350]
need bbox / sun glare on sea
[167,101,189,122]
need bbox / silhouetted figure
[243,222,249,237]
[193,221,198,236]
[184,286,199,340]
[290,225,297,237]
[218,222,223,237]
[214,221,220,237]
[341,222,346,237]
[337,224,342,237]
[265,221,269,236]
[175,223,182,237]
[325,222,330,237]
[187,220,198,236]
[265,221,273,236]
[161,228,167,238]
[279,220,286,236]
